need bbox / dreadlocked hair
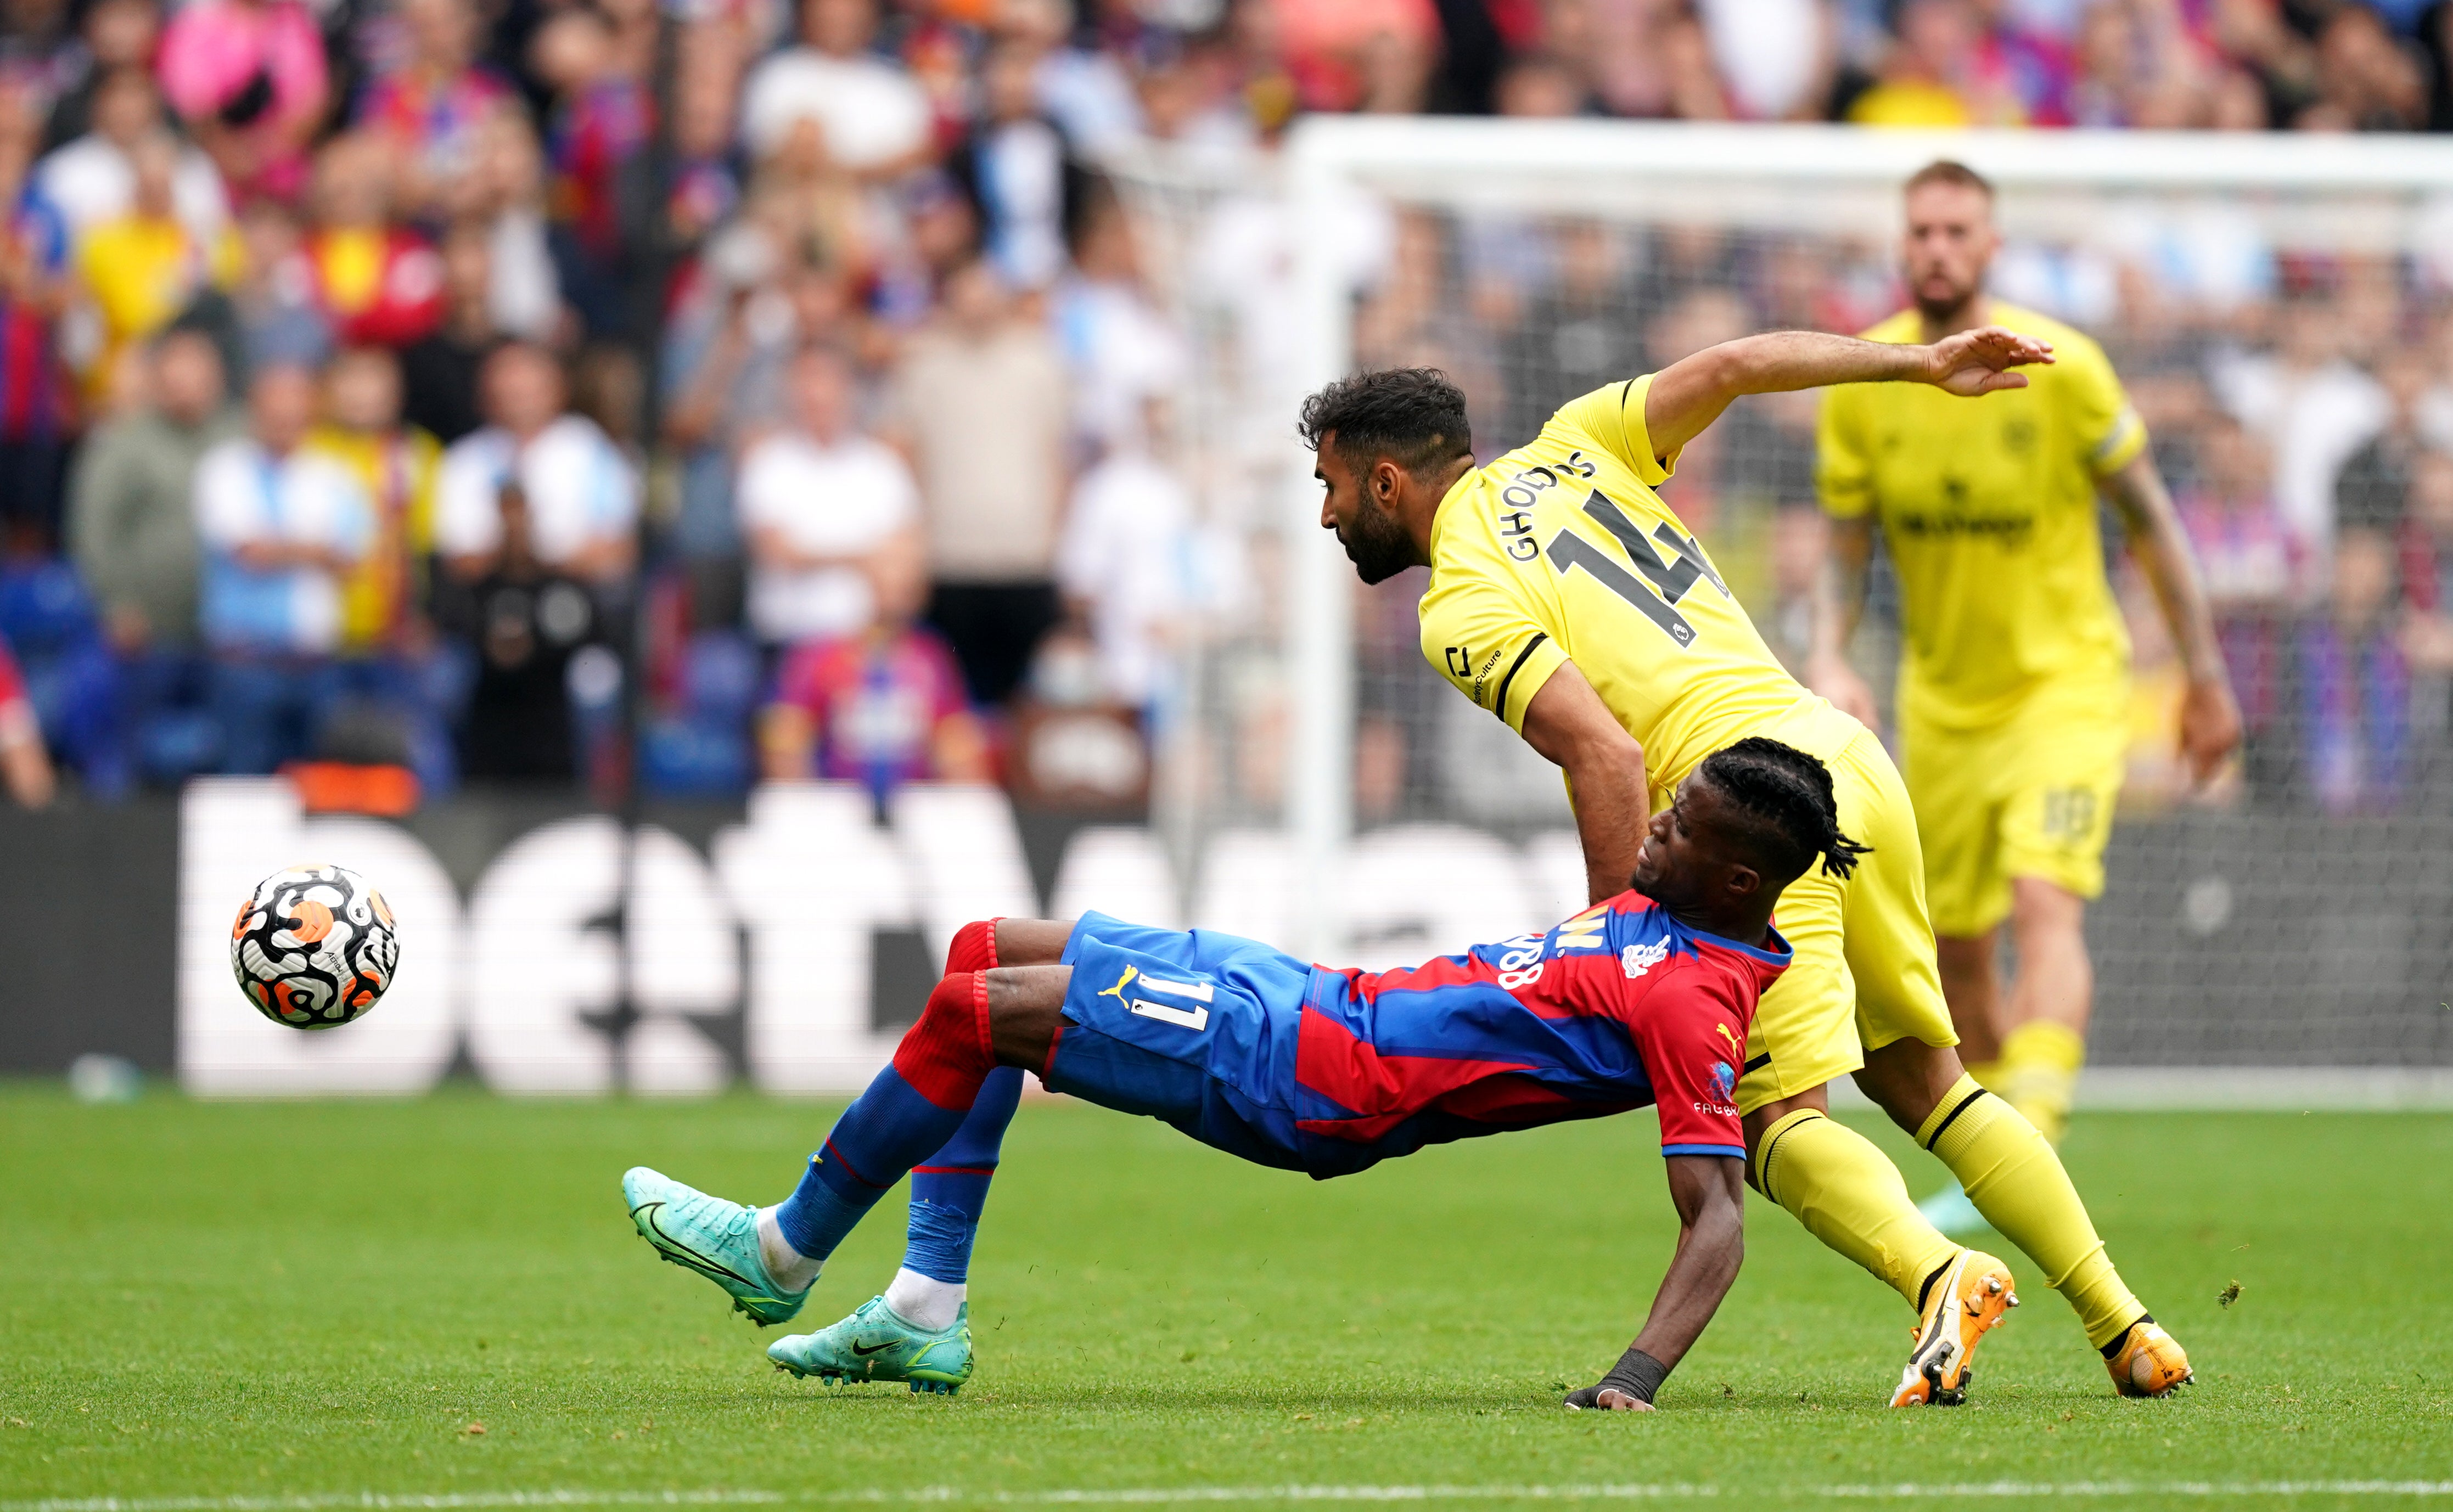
[1696,737,1872,884]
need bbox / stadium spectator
[299,134,446,350]
[760,527,987,800]
[2180,414,2300,791]
[1054,401,1207,710]
[350,0,513,218]
[154,0,329,201]
[737,344,921,651]
[210,195,332,378]
[2298,525,2411,812]
[68,327,239,659]
[37,0,162,154]
[434,340,637,587]
[2213,295,2388,562]
[950,40,1084,293]
[530,5,649,341]
[33,67,226,250]
[1845,0,2029,126]
[887,256,1071,706]
[0,627,57,806]
[308,346,439,655]
[74,131,240,400]
[439,479,600,782]
[2335,348,2434,535]
[2299,3,2426,129]
[193,362,374,775]
[2395,448,2453,689]
[650,29,746,255]
[738,0,931,178]
[0,199,74,554]
[661,235,854,578]
[447,106,561,345]
[1053,179,1187,454]
[399,223,504,445]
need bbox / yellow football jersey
[1816,303,2146,730]
[1421,376,1845,809]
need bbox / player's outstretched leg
[624,970,997,1329]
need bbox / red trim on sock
[892,971,997,1110]
[821,1136,884,1189]
[945,918,1003,976]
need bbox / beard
[1912,272,1983,325]
[1340,491,1418,584]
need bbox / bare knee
[993,918,1075,968]
[1854,1038,1966,1133]
[984,963,1073,1071]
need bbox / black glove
[1563,1347,1670,1410]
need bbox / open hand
[1924,326,2055,397]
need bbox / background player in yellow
[1808,162,2242,1234]
[1300,334,2193,1402]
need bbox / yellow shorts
[1902,696,2127,940]
[1732,710,1958,1116]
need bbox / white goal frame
[1278,117,2453,962]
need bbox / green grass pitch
[3,1086,2450,1510]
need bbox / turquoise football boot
[768,1295,973,1395]
[622,1166,809,1327]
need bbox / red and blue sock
[772,970,996,1264]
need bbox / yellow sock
[1752,1108,1961,1308]
[1996,1020,2085,1145]
[1918,1074,2143,1348]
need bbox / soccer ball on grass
[231,863,399,1030]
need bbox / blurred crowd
[1,0,2451,818]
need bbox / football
[230,863,400,1030]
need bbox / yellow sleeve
[1418,570,1570,735]
[405,430,442,554]
[1814,386,1874,519]
[2062,339,2147,476]
[1550,374,1680,489]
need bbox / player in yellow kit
[1809,162,2242,1232]
[1301,341,2191,1402]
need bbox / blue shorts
[1049,912,1318,1173]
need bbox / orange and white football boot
[1890,1247,2019,1407]
[2103,1317,2194,1398]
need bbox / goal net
[1107,121,2453,1080]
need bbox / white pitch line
[12,1486,2453,1511]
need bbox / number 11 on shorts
[1127,976,1215,1032]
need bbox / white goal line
[14,1483,2453,1511]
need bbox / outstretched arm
[1564,1154,1747,1411]
[2101,451,2242,786]
[1642,328,2056,463]
[1518,661,1649,905]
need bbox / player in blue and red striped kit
[624,737,1878,1410]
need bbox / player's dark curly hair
[1696,737,1872,884]
[1297,368,1474,476]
